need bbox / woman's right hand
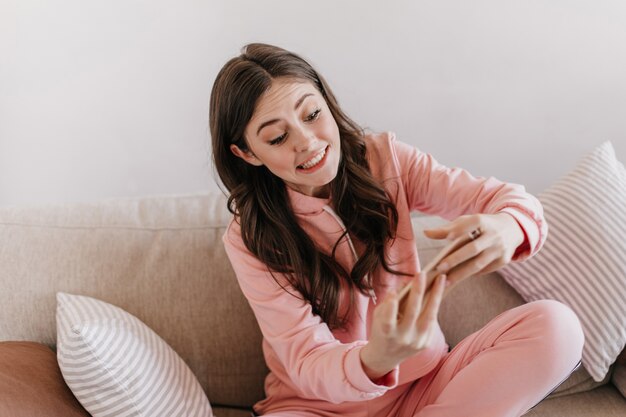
[360,272,447,381]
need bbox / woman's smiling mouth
[297,146,329,172]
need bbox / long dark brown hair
[210,43,409,329]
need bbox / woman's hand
[360,272,447,381]
[423,213,525,291]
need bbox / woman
[210,43,583,417]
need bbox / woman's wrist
[496,212,525,248]
[360,344,398,382]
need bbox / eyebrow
[256,93,313,136]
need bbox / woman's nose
[292,129,317,153]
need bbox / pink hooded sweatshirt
[222,131,547,415]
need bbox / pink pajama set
[223,132,584,417]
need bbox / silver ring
[469,228,482,240]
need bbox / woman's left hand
[422,213,526,291]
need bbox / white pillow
[56,292,214,417]
[499,141,626,382]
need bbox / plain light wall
[1,0,625,206]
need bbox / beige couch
[1,192,625,416]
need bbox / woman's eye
[306,109,321,122]
[268,109,320,145]
[269,133,287,145]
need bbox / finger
[423,227,450,240]
[441,215,478,240]
[416,274,447,334]
[377,290,399,335]
[436,235,485,275]
[421,318,437,348]
[446,250,497,286]
[476,258,505,276]
[398,272,426,330]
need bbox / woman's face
[231,78,341,198]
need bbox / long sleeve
[222,220,399,404]
[391,137,548,262]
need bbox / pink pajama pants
[258,300,584,417]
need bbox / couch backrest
[0,193,269,407]
[2,193,586,408]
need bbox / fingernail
[437,262,449,273]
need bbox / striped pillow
[56,292,213,417]
[499,141,626,382]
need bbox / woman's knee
[525,300,584,361]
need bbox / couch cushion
[0,193,267,408]
[499,141,626,382]
[212,407,254,417]
[56,292,213,416]
[613,349,626,397]
[0,341,89,416]
[525,384,626,417]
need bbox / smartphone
[397,231,478,307]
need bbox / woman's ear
[230,144,263,166]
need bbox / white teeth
[299,147,326,169]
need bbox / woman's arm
[390,135,548,262]
[222,219,398,403]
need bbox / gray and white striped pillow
[499,141,626,382]
[56,292,213,417]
